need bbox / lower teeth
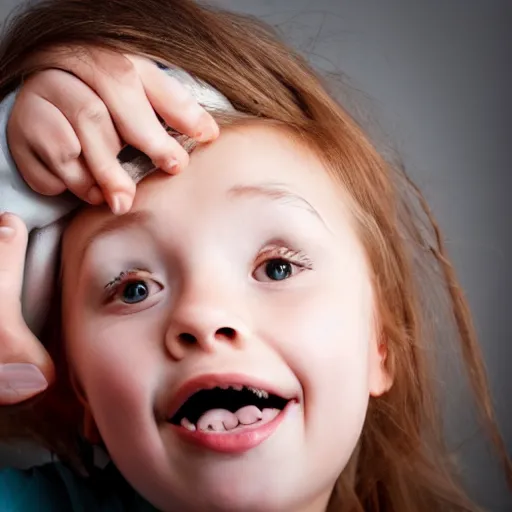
[180,407,280,432]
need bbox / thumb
[0,213,55,405]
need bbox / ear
[368,336,393,397]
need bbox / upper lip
[165,372,297,421]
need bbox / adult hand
[7,48,219,215]
[0,213,53,405]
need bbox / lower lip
[171,401,294,454]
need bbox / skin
[9,52,218,213]
[0,53,219,406]
[61,124,391,512]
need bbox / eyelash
[103,246,313,303]
[254,246,313,274]
[103,268,151,302]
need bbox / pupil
[265,260,292,281]
[122,281,149,303]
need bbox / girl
[0,0,510,510]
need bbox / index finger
[26,47,201,173]
[128,56,219,142]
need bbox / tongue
[191,406,280,432]
[195,408,239,432]
[236,405,262,425]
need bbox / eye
[253,247,313,283]
[262,259,293,281]
[104,269,162,306]
[121,280,149,304]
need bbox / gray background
[0,0,510,510]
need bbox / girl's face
[61,124,391,512]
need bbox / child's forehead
[187,123,324,182]
[61,124,355,263]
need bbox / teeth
[180,417,196,432]
[247,386,269,399]
[210,384,270,397]
[179,407,282,433]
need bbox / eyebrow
[81,182,328,256]
[228,182,329,229]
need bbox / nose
[164,301,249,360]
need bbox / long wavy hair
[0,1,510,510]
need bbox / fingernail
[0,213,15,240]
[0,363,48,401]
[161,158,180,174]
[87,186,104,205]
[110,192,132,216]
[195,112,218,142]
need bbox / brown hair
[0,0,510,510]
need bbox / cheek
[259,269,374,461]
[64,311,163,452]
[264,271,374,394]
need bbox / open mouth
[168,385,290,433]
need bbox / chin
[183,486,298,512]
[150,466,306,512]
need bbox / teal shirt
[0,462,158,511]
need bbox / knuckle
[33,135,80,168]
[93,166,134,193]
[19,166,61,195]
[76,100,109,125]
[34,180,67,196]
[29,68,65,90]
[59,169,91,191]
[92,163,116,181]
[7,107,27,140]
[0,325,17,352]
[109,56,139,87]
[0,335,26,360]
[56,143,81,164]
[130,134,173,159]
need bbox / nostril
[178,332,197,345]
[215,327,236,340]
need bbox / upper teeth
[247,386,269,399]
[214,385,269,399]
